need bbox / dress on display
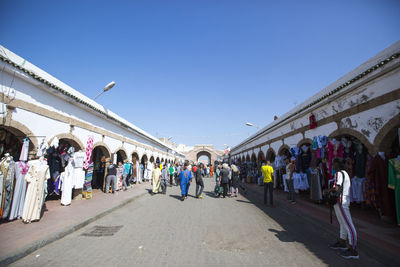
[9,161,28,220]
[0,155,15,219]
[22,160,50,223]
[388,158,400,225]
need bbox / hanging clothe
[310,168,322,202]
[9,161,29,220]
[350,177,366,203]
[59,159,74,206]
[83,136,94,170]
[22,160,50,223]
[72,151,85,189]
[368,155,395,218]
[364,155,378,209]
[0,155,15,219]
[19,138,30,161]
[83,162,94,199]
[388,158,400,225]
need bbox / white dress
[60,160,74,206]
[22,160,50,223]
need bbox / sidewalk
[243,182,400,258]
[0,182,151,266]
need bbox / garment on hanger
[341,137,353,159]
[353,140,366,178]
[327,139,344,178]
[310,168,322,202]
[350,177,366,203]
[1,155,15,219]
[368,155,395,218]
[19,139,30,161]
[83,136,94,170]
[59,159,74,206]
[388,157,400,225]
[22,160,50,223]
[83,162,94,199]
[72,151,85,189]
[364,155,378,209]
[9,161,29,220]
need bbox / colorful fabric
[19,138,30,161]
[84,162,94,193]
[84,136,94,170]
[364,156,378,209]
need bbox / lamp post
[94,81,115,100]
[245,122,260,130]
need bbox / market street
[10,178,391,267]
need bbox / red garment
[309,114,317,129]
[367,155,395,217]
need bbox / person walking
[117,161,128,191]
[105,159,117,194]
[179,163,192,201]
[195,164,205,198]
[169,164,175,186]
[219,164,230,198]
[210,165,214,177]
[152,163,162,195]
[231,164,240,197]
[161,164,169,194]
[285,158,296,204]
[206,165,210,177]
[329,158,359,259]
[261,161,274,206]
[176,164,182,186]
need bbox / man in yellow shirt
[261,161,274,206]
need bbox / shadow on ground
[237,182,398,267]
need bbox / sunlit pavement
[11,178,395,267]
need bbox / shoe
[329,241,347,250]
[291,201,296,204]
[340,248,359,259]
[199,195,203,199]
[181,197,185,201]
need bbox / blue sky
[1,0,399,150]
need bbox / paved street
[11,178,391,267]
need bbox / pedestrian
[206,165,210,177]
[152,163,161,195]
[117,161,128,191]
[160,164,169,194]
[169,164,175,186]
[105,159,117,194]
[231,164,240,197]
[179,163,192,201]
[210,164,214,177]
[219,163,230,198]
[124,160,133,187]
[261,161,274,206]
[329,158,359,259]
[176,164,181,186]
[195,164,204,198]
[285,158,296,204]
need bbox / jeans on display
[106,175,117,193]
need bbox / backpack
[325,171,344,205]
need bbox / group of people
[215,163,241,198]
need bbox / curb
[241,184,400,266]
[0,190,148,267]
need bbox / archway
[278,145,291,158]
[115,149,127,164]
[0,126,35,160]
[251,153,257,163]
[48,133,84,151]
[257,150,265,165]
[91,144,110,190]
[329,128,374,155]
[266,148,276,162]
[197,150,211,165]
[246,154,250,162]
[374,115,400,158]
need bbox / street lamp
[167,136,173,141]
[94,81,115,100]
[245,122,260,129]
